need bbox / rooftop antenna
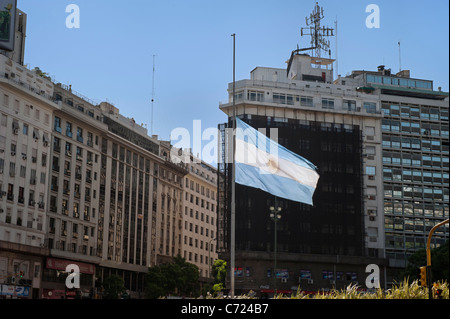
[301,1,334,59]
[151,54,156,135]
[398,40,402,72]
[334,16,338,78]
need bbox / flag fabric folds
[234,118,319,205]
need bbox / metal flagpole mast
[230,33,236,298]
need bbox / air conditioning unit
[281,278,287,283]
[307,279,314,285]
[13,128,19,135]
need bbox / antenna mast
[151,54,156,135]
[335,16,338,77]
[301,1,334,59]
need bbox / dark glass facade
[218,115,365,257]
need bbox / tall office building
[0,7,219,298]
[0,52,54,298]
[218,35,448,295]
[218,53,387,294]
[0,55,214,298]
[181,152,218,281]
[94,102,187,297]
[41,84,105,298]
[336,67,449,280]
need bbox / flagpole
[230,32,236,298]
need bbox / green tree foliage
[145,255,199,299]
[210,259,227,295]
[212,259,227,287]
[399,241,449,283]
[102,275,126,299]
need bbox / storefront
[0,285,30,298]
[41,257,96,299]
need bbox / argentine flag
[235,118,319,205]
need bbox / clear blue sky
[19,0,449,156]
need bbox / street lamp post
[269,197,282,296]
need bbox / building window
[76,147,83,160]
[322,98,334,109]
[53,137,61,153]
[274,93,294,105]
[65,142,72,156]
[364,102,377,114]
[77,127,83,143]
[233,91,243,102]
[66,122,72,137]
[247,91,264,102]
[301,96,313,107]
[366,166,376,175]
[7,183,14,201]
[343,100,356,111]
[87,132,94,147]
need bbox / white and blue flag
[235,118,319,205]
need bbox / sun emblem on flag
[266,155,279,174]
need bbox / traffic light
[433,283,443,299]
[419,266,427,287]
